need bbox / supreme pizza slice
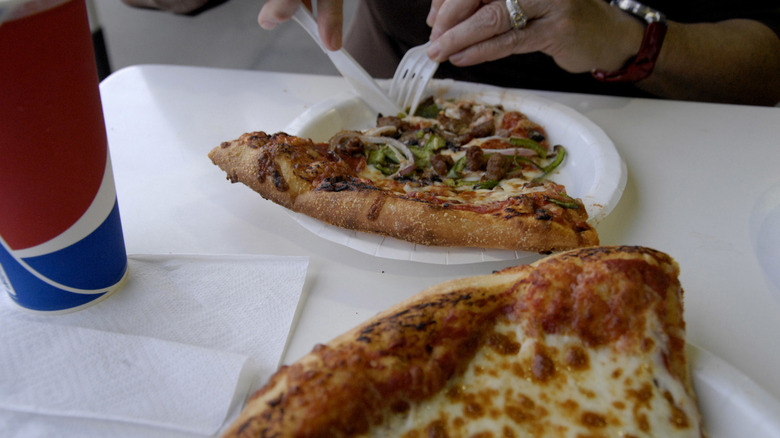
[223,246,705,438]
[208,98,598,253]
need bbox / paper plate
[285,80,626,264]
[689,344,780,437]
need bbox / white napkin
[0,254,308,437]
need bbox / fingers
[428,0,645,73]
[426,0,445,28]
[449,27,528,66]
[257,0,301,30]
[428,0,520,64]
[429,0,485,41]
[258,0,344,50]
[315,0,343,50]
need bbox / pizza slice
[208,98,598,252]
[222,246,705,438]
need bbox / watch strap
[592,14,667,82]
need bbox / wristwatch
[592,0,667,83]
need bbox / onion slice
[329,131,417,177]
[359,136,417,177]
[362,125,397,137]
[359,136,414,162]
[480,148,537,157]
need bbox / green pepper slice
[409,145,430,168]
[367,145,401,175]
[446,156,467,179]
[424,134,446,152]
[532,145,566,183]
[546,192,580,209]
[509,137,547,158]
[414,101,441,119]
[473,180,500,190]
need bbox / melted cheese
[370,311,702,437]
[406,178,550,205]
[357,154,548,206]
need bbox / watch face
[611,0,666,23]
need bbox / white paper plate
[690,344,780,437]
[285,80,627,264]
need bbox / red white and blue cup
[0,0,128,312]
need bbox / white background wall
[93,0,358,76]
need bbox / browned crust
[208,132,598,253]
[221,246,703,438]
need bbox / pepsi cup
[0,0,128,312]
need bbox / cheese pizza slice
[223,246,705,437]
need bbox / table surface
[100,64,780,403]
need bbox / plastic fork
[389,42,440,116]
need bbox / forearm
[638,19,780,106]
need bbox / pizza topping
[411,96,442,119]
[534,145,567,182]
[208,95,600,253]
[329,131,416,177]
[508,136,548,157]
[546,192,581,209]
[479,145,538,157]
[464,145,486,171]
[526,128,547,143]
[330,132,365,155]
[430,153,454,177]
[256,150,288,191]
[242,97,570,220]
[485,153,511,181]
[321,99,572,211]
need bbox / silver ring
[505,0,528,30]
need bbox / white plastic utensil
[389,42,439,116]
[292,5,401,116]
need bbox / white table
[101,64,780,409]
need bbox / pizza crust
[209,132,598,253]
[221,246,705,438]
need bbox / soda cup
[0,0,128,312]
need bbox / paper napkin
[0,254,308,437]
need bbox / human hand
[257,0,345,50]
[426,0,645,74]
